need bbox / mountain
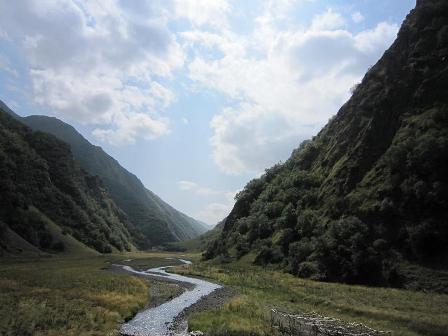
[165,218,225,252]
[205,0,448,289]
[20,114,208,247]
[0,107,136,255]
[0,100,20,120]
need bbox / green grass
[173,256,448,336]
[0,252,197,336]
[3,252,445,336]
[121,256,186,271]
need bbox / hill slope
[0,108,136,255]
[206,0,448,288]
[166,218,225,252]
[20,114,208,247]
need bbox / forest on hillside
[205,0,448,290]
[0,108,136,254]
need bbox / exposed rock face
[205,0,448,289]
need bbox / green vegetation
[165,219,224,252]
[0,256,147,336]
[0,252,193,336]
[1,1,446,334]
[0,98,210,254]
[22,114,208,247]
[1,250,446,336]
[174,259,448,336]
[205,0,448,290]
[0,109,136,255]
[121,256,189,270]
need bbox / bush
[288,239,314,275]
[254,246,283,265]
[407,220,448,260]
[296,209,318,237]
[38,232,53,249]
[52,241,65,252]
[297,261,321,279]
[273,228,295,254]
[0,221,7,239]
[235,240,250,259]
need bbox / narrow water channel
[117,259,221,336]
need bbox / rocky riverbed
[114,259,225,336]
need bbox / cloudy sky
[0,0,415,224]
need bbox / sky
[0,0,415,225]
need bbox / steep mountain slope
[206,0,448,288]
[0,107,136,255]
[0,100,20,119]
[20,114,208,247]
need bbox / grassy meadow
[1,251,447,336]
[0,252,194,336]
[173,255,448,336]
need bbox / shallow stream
[117,259,221,336]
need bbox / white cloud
[178,180,220,196]
[352,11,365,23]
[0,29,8,40]
[0,54,18,77]
[0,0,401,173]
[262,0,299,22]
[173,0,230,28]
[177,180,238,224]
[355,22,399,54]
[209,104,314,174]
[181,7,399,174]
[92,113,170,145]
[311,9,346,31]
[196,202,231,225]
[0,0,183,144]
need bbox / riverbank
[115,260,222,336]
[114,267,235,336]
[173,257,448,336]
[0,255,147,335]
[0,252,201,336]
[171,286,237,333]
[2,252,447,336]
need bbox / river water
[117,259,221,336]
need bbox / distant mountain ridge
[0,107,136,255]
[19,114,208,247]
[205,0,448,291]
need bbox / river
[116,259,221,336]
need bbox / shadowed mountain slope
[0,107,136,255]
[21,114,208,247]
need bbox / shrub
[297,261,321,279]
[52,241,65,252]
[254,246,283,265]
[288,239,314,275]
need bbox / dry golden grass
[0,253,196,336]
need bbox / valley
[0,0,447,335]
[0,252,194,336]
[0,253,447,336]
